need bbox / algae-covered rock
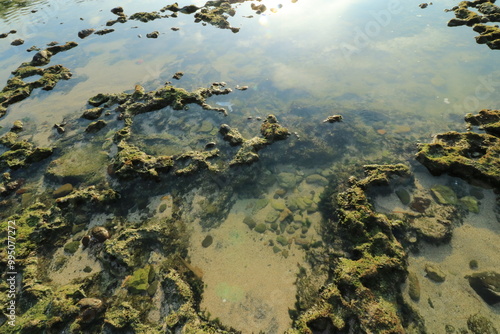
[431,184,458,205]
[254,223,267,233]
[260,114,290,141]
[416,131,500,187]
[219,124,244,146]
[111,141,173,179]
[460,196,479,213]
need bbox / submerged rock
[425,263,446,283]
[395,188,411,205]
[408,271,421,301]
[53,183,74,198]
[466,271,500,306]
[467,313,499,334]
[431,185,458,205]
[201,235,213,248]
[91,226,110,242]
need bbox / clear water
[1,0,499,332]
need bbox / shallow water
[1,0,500,332]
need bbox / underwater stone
[395,188,411,205]
[11,120,23,132]
[411,216,452,244]
[469,259,479,270]
[46,146,108,183]
[305,174,328,186]
[466,271,500,306]
[425,263,446,283]
[278,172,300,189]
[202,235,213,248]
[408,271,420,301]
[460,196,479,213]
[91,226,110,242]
[243,216,256,229]
[409,196,431,213]
[270,199,286,211]
[53,183,73,198]
[276,235,288,246]
[265,210,280,224]
[431,185,458,205]
[254,223,267,233]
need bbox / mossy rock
[431,185,458,205]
